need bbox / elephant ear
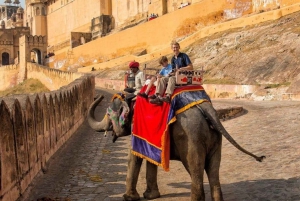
[119,101,130,127]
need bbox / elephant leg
[205,145,224,201]
[143,161,160,200]
[189,157,206,201]
[181,148,206,201]
[123,152,143,201]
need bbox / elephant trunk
[198,102,265,162]
[87,95,111,132]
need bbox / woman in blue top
[138,56,173,98]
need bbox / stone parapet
[94,78,300,101]
[26,62,83,91]
[0,75,95,201]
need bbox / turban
[129,61,139,68]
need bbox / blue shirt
[171,52,192,69]
[159,64,173,76]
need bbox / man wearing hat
[124,61,145,95]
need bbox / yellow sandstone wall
[72,0,227,69]
[0,65,19,91]
[112,0,148,27]
[46,0,102,46]
[33,15,47,36]
[46,0,300,71]
[74,1,300,72]
[0,62,82,93]
[26,63,83,91]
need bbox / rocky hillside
[95,10,300,95]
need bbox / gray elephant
[88,95,265,201]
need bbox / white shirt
[134,70,145,95]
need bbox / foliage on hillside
[0,79,50,97]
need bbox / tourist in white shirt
[127,61,145,95]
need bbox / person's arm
[157,68,164,78]
[178,54,193,71]
[179,63,193,71]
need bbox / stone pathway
[20,88,300,201]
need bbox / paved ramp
[19,88,300,201]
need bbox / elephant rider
[124,61,145,95]
[123,61,145,108]
[149,41,193,105]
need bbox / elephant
[88,94,265,201]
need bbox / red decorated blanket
[132,85,211,171]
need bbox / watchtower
[25,0,47,36]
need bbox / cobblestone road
[20,88,300,201]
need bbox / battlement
[27,62,82,90]
[25,35,47,45]
[0,64,18,71]
[0,74,95,201]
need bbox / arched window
[36,7,40,15]
[2,52,9,65]
[41,7,46,15]
[31,49,42,65]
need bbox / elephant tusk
[104,130,107,137]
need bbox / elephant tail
[197,103,266,162]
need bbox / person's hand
[176,68,182,72]
[168,72,175,77]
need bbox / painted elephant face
[106,97,132,141]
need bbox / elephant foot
[123,192,140,201]
[143,189,160,200]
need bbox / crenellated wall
[0,62,83,92]
[0,74,95,201]
[27,62,83,91]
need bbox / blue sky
[3,0,25,7]
[20,0,25,7]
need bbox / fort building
[0,1,29,65]
[0,0,299,73]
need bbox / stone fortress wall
[48,0,300,72]
[0,64,95,201]
[26,62,83,91]
[0,62,83,91]
[0,65,19,91]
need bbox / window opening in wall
[36,7,40,15]
[2,52,9,65]
[42,7,46,15]
[31,49,42,65]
